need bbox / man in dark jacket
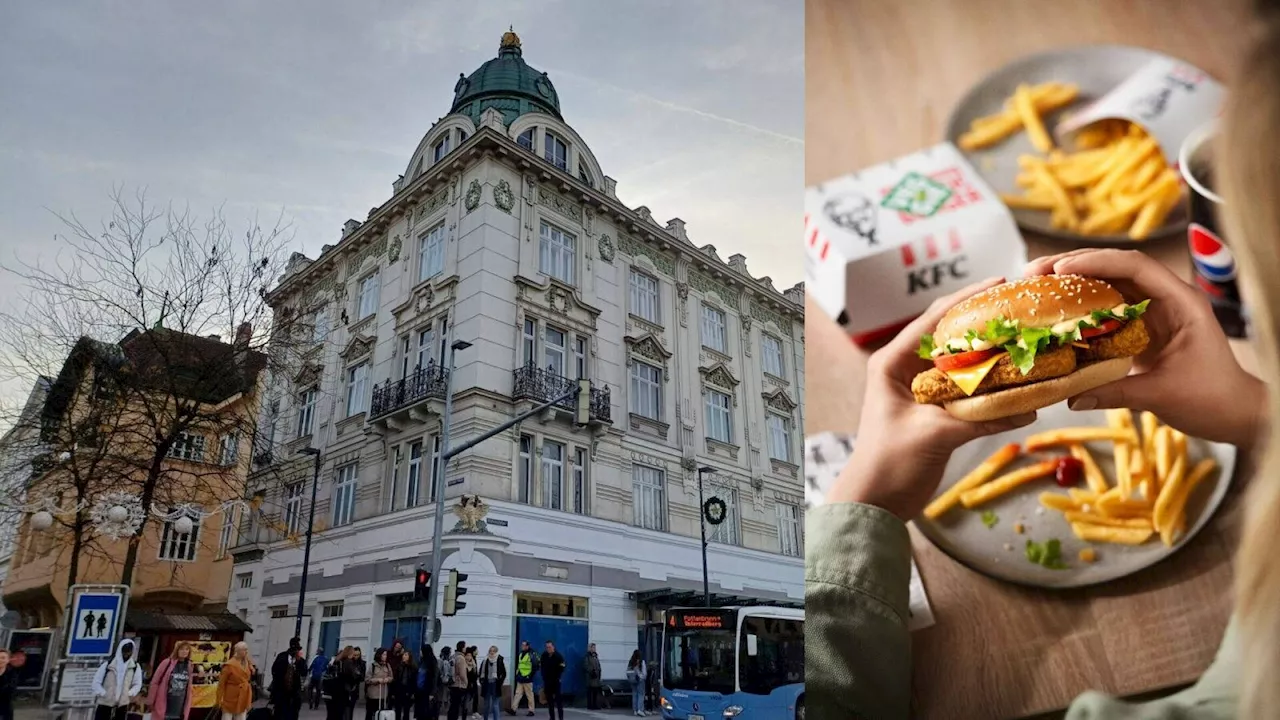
[539,642,566,720]
[271,637,308,720]
[583,644,602,710]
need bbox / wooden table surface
[805,0,1261,717]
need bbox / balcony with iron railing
[512,363,612,425]
[370,361,450,421]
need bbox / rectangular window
[767,413,793,462]
[284,482,304,535]
[218,506,236,558]
[701,305,727,352]
[322,602,345,618]
[400,336,411,379]
[519,435,534,504]
[168,432,206,463]
[218,432,240,466]
[544,326,566,377]
[544,132,568,171]
[522,320,536,366]
[762,334,785,377]
[632,465,666,531]
[705,389,733,443]
[630,361,662,420]
[357,274,379,319]
[347,363,370,416]
[708,488,739,545]
[388,445,402,512]
[573,448,587,515]
[159,512,201,561]
[541,440,564,511]
[297,388,316,438]
[332,464,358,527]
[312,307,331,344]
[237,573,253,589]
[270,606,288,619]
[574,336,587,380]
[428,435,442,503]
[437,317,449,365]
[776,503,802,557]
[433,135,451,163]
[539,222,576,285]
[406,441,423,508]
[518,127,535,151]
[417,326,436,370]
[629,270,660,323]
[418,224,446,281]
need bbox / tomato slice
[1080,319,1123,339]
[934,347,999,372]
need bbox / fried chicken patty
[911,345,1078,405]
[912,318,1150,405]
[1075,316,1150,363]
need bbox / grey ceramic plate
[915,403,1236,589]
[945,45,1193,245]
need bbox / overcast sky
[0,0,803,317]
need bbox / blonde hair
[231,641,252,670]
[170,641,192,660]
[1220,12,1280,719]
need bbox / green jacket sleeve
[805,502,914,719]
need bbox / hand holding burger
[912,274,1151,422]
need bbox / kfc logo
[824,192,878,246]
[902,228,969,295]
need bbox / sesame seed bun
[934,275,1124,347]
[943,357,1133,422]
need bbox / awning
[125,611,253,633]
[631,588,803,610]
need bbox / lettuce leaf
[1025,538,1069,570]
[981,317,1020,344]
[1123,299,1151,320]
[1008,326,1054,375]
[917,334,936,360]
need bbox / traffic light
[575,378,591,425]
[413,567,431,601]
[443,569,468,616]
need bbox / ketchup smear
[1054,456,1084,487]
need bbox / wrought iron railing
[512,363,612,424]
[370,361,450,419]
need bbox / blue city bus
[659,606,804,719]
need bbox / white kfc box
[1056,57,1225,163]
[806,142,1028,347]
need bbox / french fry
[1063,511,1153,530]
[1159,458,1219,546]
[1154,425,1172,483]
[1080,171,1179,235]
[1029,161,1078,229]
[1014,84,1055,152]
[1152,454,1188,534]
[1069,444,1108,494]
[959,83,1079,150]
[924,443,1022,519]
[1024,426,1137,451]
[1140,412,1159,465]
[1071,522,1154,545]
[1067,488,1098,504]
[1039,492,1080,512]
[1129,179,1183,241]
[1095,494,1152,518]
[1115,442,1133,498]
[959,459,1060,509]
[1087,138,1159,203]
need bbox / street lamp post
[697,466,715,608]
[295,447,323,641]
[424,338,472,642]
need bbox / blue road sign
[66,592,123,657]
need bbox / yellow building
[2,327,265,665]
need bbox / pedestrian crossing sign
[66,591,123,657]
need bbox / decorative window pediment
[294,363,323,388]
[515,275,602,332]
[699,362,740,391]
[340,334,376,361]
[763,388,797,413]
[625,333,672,364]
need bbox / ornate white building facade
[228,32,804,688]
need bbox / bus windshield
[663,626,736,695]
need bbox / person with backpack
[414,645,437,720]
[626,651,647,718]
[92,639,143,720]
[512,642,538,717]
[437,647,453,719]
[477,647,506,720]
[447,643,469,720]
[308,648,328,710]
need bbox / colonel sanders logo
[824,192,878,246]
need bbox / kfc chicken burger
[912,275,1151,422]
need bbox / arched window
[578,164,594,187]
[518,127,536,151]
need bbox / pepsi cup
[1179,121,1247,338]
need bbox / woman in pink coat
[149,641,199,720]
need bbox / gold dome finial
[500,27,521,50]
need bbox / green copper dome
[450,30,562,126]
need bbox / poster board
[189,641,231,708]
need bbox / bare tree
[0,186,310,592]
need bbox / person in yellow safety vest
[511,642,539,717]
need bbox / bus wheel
[796,696,805,720]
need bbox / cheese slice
[943,352,1007,396]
